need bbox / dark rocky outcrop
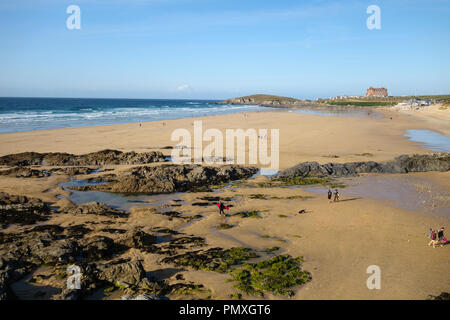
[78,236,120,261]
[0,149,165,167]
[97,260,146,287]
[118,230,157,250]
[427,292,450,300]
[0,192,51,228]
[275,153,450,179]
[0,167,51,178]
[0,166,98,178]
[381,153,450,173]
[54,263,102,300]
[70,164,258,194]
[66,202,126,217]
[0,222,207,300]
[50,167,97,176]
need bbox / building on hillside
[366,87,388,97]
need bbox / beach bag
[444,238,447,243]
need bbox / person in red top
[218,202,226,216]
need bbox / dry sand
[0,108,449,300]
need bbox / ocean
[0,97,266,134]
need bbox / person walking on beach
[327,189,333,203]
[428,228,433,239]
[333,189,340,202]
[218,202,226,216]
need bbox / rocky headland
[217,94,319,108]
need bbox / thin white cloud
[176,84,190,91]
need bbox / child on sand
[327,189,332,203]
[333,189,340,202]
[428,230,438,248]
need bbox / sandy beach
[1,107,449,169]
[0,107,449,300]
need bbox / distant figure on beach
[327,189,333,203]
[438,227,445,246]
[428,229,438,248]
[139,123,142,127]
[163,122,167,126]
[438,227,445,241]
[298,209,306,214]
[333,189,340,202]
[218,202,226,216]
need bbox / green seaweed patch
[261,234,287,243]
[277,176,346,189]
[234,211,261,219]
[266,247,280,253]
[327,182,347,189]
[217,223,235,230]
[170,236,206,247]
[229,255,311,297]
[278,214,288,218]
[104,286,117,293]
[284,195,313,200]
[161,247,259,273]
[249,194,268,200]
[185,214,203,222]
[279,177,328,186]
[229,293,243,300]
[229,180,281,189]
[154,210,203,222]
[168,283,209,296]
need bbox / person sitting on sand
[333,189,340,202]
[327,189,333,203]
[428,230,438,248]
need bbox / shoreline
[0,103,384,136]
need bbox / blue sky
[0,0,449,99]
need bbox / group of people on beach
[327,189,340,203]
[428,227,446,248]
